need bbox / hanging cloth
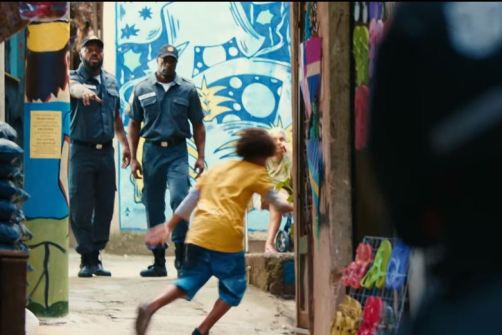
[353,25,370,86]
[300,36,322,120]
[307,104,323,238]
[303,35,323,237]
[368,1,384,21]
[369,18,384,79]
[304,36,322,104]
[304,2,312,40]
[355,84,370,150]
[299,43,311,119]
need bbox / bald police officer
[69,36,131,277]
[128,44,206,277]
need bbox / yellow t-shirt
[185,160,274,252]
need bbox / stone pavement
[35,251,295,335]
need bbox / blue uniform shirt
[69,64,119,143]
[128,74,204,141]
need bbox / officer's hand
[121,147,131,168]
[82,89,102,106]
[131,159,143,179]
[194,157,205,178]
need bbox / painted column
[0,42,4,121]
[23,4,71,317]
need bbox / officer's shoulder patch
[102,70,114,79]
[179,77,196,89]
[134,81,154,96]
[133,79,153,97]
[136,77,152,87]
[69,70,79,80]
[102,71,118,84]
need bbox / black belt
[146,138,185,148]
[71,139,112,150]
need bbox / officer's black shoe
[78,264,95,278]
[140,264,167,277]
[141,248,167,277]
[91,251,112,276]
[78,254,96,278]
[94,260,112,276]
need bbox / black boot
[140,249,167,277]
[174,242,185,276]
[78,253,96,278]
[192,328,208,335]
[92,250,112,276]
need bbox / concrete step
[99,231,270,256]
[246,252,295,299]
[247,238,266,253]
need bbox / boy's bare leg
[136,285,186,335]
[265,205,281,253]
[149,285,186,312]
[196,298,232,334]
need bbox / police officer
[128,44,206,277]
[69,36,131,278]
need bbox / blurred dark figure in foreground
[369,2,502,334]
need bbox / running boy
[135,128,294,335]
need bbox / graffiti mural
[353,2,394,151]
[116,2,292,231]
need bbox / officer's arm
[193,122,206,161]
[113,99,129,147]
[127,92,143,162]
[114,108,131,167]
[129,119,141,159]
[69,79,102,105]
[69,78,89,98]
[189,87,206,175]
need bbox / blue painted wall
[115,2,292,232]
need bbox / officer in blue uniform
[69,36,131,278]
[128,44,206,277]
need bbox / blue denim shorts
[176,244,247,306]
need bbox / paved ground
[35,252,295,335]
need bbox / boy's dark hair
[236,128,276,160]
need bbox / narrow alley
[36,252,295,335]
[5,2,501,335]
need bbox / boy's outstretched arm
[265,189,294,213]
[144,215,182,246]
[145,188,200,246]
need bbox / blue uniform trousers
[142,141,190,248]
[69,144,116,255]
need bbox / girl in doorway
[263,128,293,253]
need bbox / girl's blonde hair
[268,127,287,140]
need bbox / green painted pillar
[23,5,70,317]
